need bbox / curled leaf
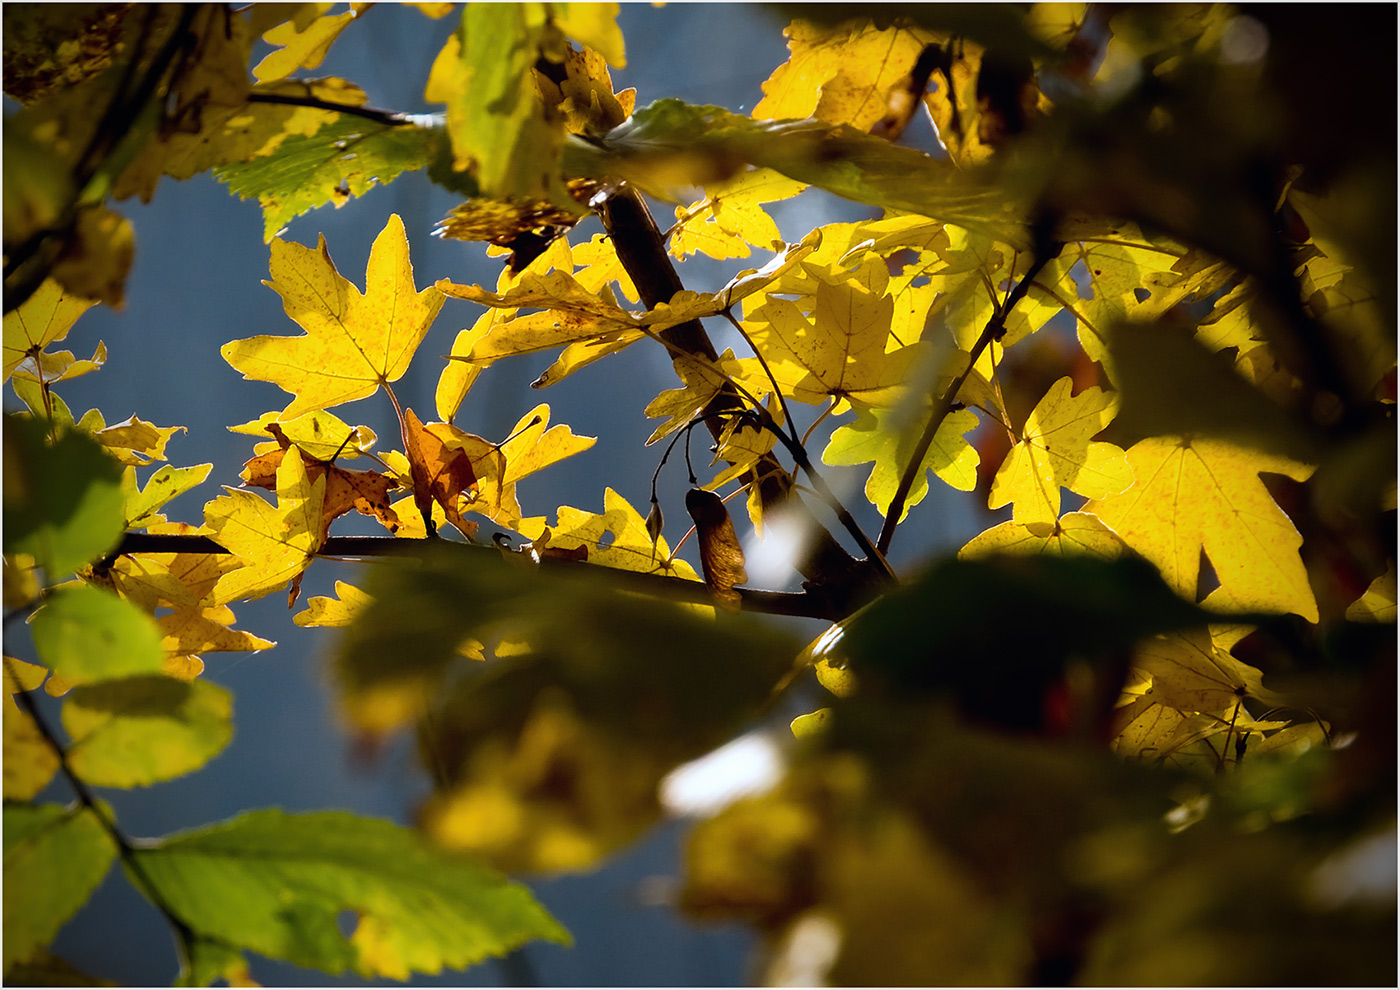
[685,488,748,611]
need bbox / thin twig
[245,92,416,128]
[876,249,1057,556]
[2,655,199,963]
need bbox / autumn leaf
[121,463,213,530]
[1084,437,1318,621]
[2,278,99,383]
[754,18,940,131]
[987,377,1134,527]
[221,214,444,417]
[402,408,478,539]
[252,6,362,83]
[824,400,980,521]
[241,446,400,541]
[670,169,806,261]
[230,408,377,462]
[685,488,748,611]
[1346,562,1396,623]
[204,448,326,604]
[425,5,575,206]
[741,276,924,408]
[4,658,59,800]
[294,580,373,628]
[959,512,1125,560]
[91,415,184,467]
[549,488,698,579]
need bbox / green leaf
[128,809,570,982]
[215,116,445,242]
[570,100,1025,245]
[30,584,165,685]
[426,5,574,206]
[3,412,125,578]
[3,804,118,972]
[62,676,233,788]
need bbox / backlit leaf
[1085,437,1318,621]
[121,463,213,530]
[959,511,1124,560]
[294,580,372,628]
[987,377,1133,527]
[754,18,939,131]
[253,7,359,82]
[3,804,117,972]
[425,5,573,206]
[216,116,444,242]
[3,656,59,800]
[30,584,165,685]
[221,214,444,416]
[3,413,125,578]
[204,447,326,604]
[128,809,570,982]
[1345,562,1396,623]
[2,277,97,382]
[62,676,233,787]
[824,401,979,520]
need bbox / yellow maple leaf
[1085,437,1317,620]
[743,276,923,409]
[252,7,360,82]
[1346,561,1397,623]
[460,404,596,537]
[92,415,185,466]
[294,580,373,628]
[222,214,444,417]
[204,449,326,604]
[549,488,699,578]
[754,19,938,131]
[988,377,1134,527]
[959,512,1124,560]
[157,606,275,655]
[2,278,99,382]
[670,169,806,262]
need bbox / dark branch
[106,532,844,620]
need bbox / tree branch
[105,532,847,620]
[594,186,892,612]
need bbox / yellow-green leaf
[824,401,979,520]
[128,809,570,982]
[30,584,165,685]
[3,804,118,972]
[62,676,233,787]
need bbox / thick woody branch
[105,532,843,620]
[595,187,890,613]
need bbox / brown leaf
[685,488,748,611]
[240,447,400,541]
[403,408,479,538]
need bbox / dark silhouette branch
[105,532,844,620]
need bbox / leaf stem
[876,247,1058,556]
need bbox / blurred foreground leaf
[129,809,569,984]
